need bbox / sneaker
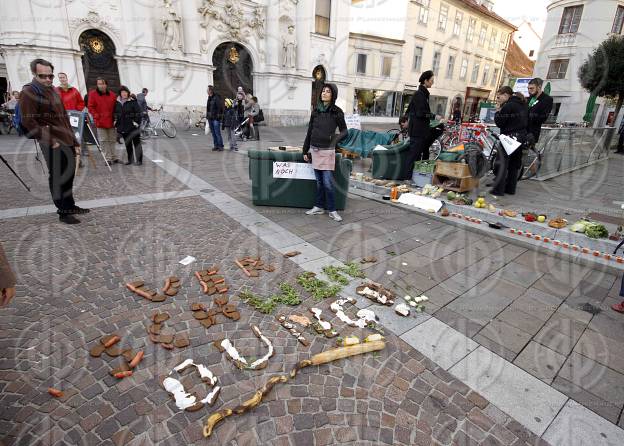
[211,147,219,152]
[328,211,343,222]
[305,206,324,215]
[59,214,81,224]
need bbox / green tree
[578,35,624,125]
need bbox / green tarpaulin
[337,128,396,157]
[583,93,598,123]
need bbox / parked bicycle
[0,107,15,135]
[141,105,176,140]
[181,107,206,131]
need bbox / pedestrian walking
[0,242,16,308]
[2,91,19,111]
[244,96,260,140]
[136,87,153,129]
[20,58,89,224]
[56,73,85,111]
[303,83,348,222]
[88,78,118,163]
[490,86,528,197]
[616,117,624,154]
[527,77,553,145]
[114,86,143,166]
[403,70,436,180]
[222,98,239,151]
[235,91,247,128]
[452,105,462,125]
[206,85,224,151]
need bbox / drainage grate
[578,302,602,315]
[199,189,214,194]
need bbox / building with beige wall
[402,0,516,121]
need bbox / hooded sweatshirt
[302,83,347,154]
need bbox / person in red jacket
[56,73,85,111]
[88,78,118,163]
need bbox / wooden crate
[434,160,471,178]
[432,174,479,193]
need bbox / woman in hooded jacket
[303,83,348,222]
[114,86,143,165]
[491,86,528,196]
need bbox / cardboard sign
[272,161,316,180]
[344,114,361,130]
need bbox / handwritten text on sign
[272,162,316,180]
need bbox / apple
[537,215,546,223]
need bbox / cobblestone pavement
[0,194,547,445]
[1,130,622,445]
[145,132,624,431]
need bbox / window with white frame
[381,56,392,77]
[612,5,624,34]
[315,0,331,36]
[460,58,468,79]
[438,4,449,31]
[467,18,476,42]
[356,53,367,74]
[559,5,583,34]
[478,24,488,46]
[417,0,430,25]
[446,55,455,79]
[432,51,442,76]
[471,60,480,83]
[482,64,490,85]
[491,67,499,86]
[454,11,463,36]
[413,45,423,71]
[499,32,507,50]
[489,29,497,50]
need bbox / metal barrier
[535,126,615,180]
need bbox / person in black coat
[491,86,528,196]
[206,85,225,151]
[527,77,553,144]
[403,70,436,180]
[114,86,143,165]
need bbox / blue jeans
[209,119,224,149]
[314,169,335,212]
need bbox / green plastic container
[247,150,352,210]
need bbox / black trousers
[122,131,143,163]
[616,132,624,153]
[403,136,428,180]
[40,143,76,213]
[491,147,523,195]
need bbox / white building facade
[534,0,624,125]
[0,0,352,126]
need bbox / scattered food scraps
[214,325,274,370]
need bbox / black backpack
[256,109,265,123]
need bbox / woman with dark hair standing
[404,70,436,180]
[491,85,528,196]
[114,86,143,166]
[303,83,348,222]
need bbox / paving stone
[513,341,567,384]
[477,319,533,354]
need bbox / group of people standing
[399,72,553,197]
[18,58,151,224]
[205,86,260,152]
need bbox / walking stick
[203,340,386,438]
[0,154,30,191]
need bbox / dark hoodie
[303,83,347,154]
[494,95,528,139]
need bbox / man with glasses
[20,58,89,224]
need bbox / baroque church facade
[0,0,351,126]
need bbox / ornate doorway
[79,30,121,93]
[311,65,326,109]
[212,42,253,100]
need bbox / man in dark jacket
[527,77,553,144]
[114,86,143,165]
[403,70,436,180]
[491,86,528,196]
[206,85,224,151]
[616,117,624,154]
[20,58,89,224]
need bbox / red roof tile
[505,40,535,78]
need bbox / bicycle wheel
[489,143,507,189]
[182,118,191,131]
[162,120,177,138]
[140,127,151,141]
[520,147,541,180]
[429,139,442,160]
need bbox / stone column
[180,0,200,56]
[264,2,280,68]
[296,0,312,75]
